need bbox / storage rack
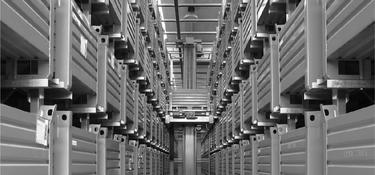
[1,0,375,174]
[1,0,170,175]
[203,0,375,175]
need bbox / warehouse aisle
[1,0,374,175]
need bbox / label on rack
[80,35,88,58]
[35,116,49,146]
[72,140,78,146]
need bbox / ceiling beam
[173,0,184,86]
[166,42,214,45]
[161,19,218,22]
[169,51,212,54]
[165,31,217,35]
[173,1,181,40]
[158,3,222,7]
[172,59,211,62]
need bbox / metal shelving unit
[1,0,374,174]
[1,0,170,175]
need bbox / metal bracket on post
[30,89,45,113]
[89,124,101,135]
[113,134,123,142]
[81,114,91,131]
[332,89,347,115]
[320,105,337,120]
[286,114,297,130]
[36,105,56,146]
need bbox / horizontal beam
[161,19,218,22]
[165,115,214,124]
[158,3,222,7]
[168,109,209,112]
[172,59,211,63]
[165,31,217,35]
[169,51,212,54]
[166,42,214,45]
[173,89,209,93]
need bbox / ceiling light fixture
[183,6,198,19]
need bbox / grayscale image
[0,0,374,175]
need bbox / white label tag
[80,35,88,58]
[36,117,49,146]
[72,140,77,146]
[110,56,115,69]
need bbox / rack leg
[29,89,44,113]
[332,89,347,115]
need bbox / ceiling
[158,0,222,89]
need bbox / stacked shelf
[1,0,55,88]
[54,0,99,93]
[206,1,374,175]
[323,105,375,174]
[1,0,170,175]
[0,105,58,175]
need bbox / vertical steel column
[169,126,175,160]
[170,161,174,175]
[134,142,139,175]
[173,0,184,81]
[287,115,297,130]
[251,135,259,175]
[269,34,280,112]
[332,89,347,114]
[97,128,108,175]
[240,141,244,175]
[305,0,324,90]
[53,111,73,175]
[192,44,197,89]
[305,111,324,175]
[271,127,279,175]
[183,43,197,89]
[183,45,188,88]
[169,126,175,175]
[81,114,91,130]
[184,126,196,175]
[29,89,44,113]
[271,125,287,175]
[251,66,258,124]
[120,136,127,175]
